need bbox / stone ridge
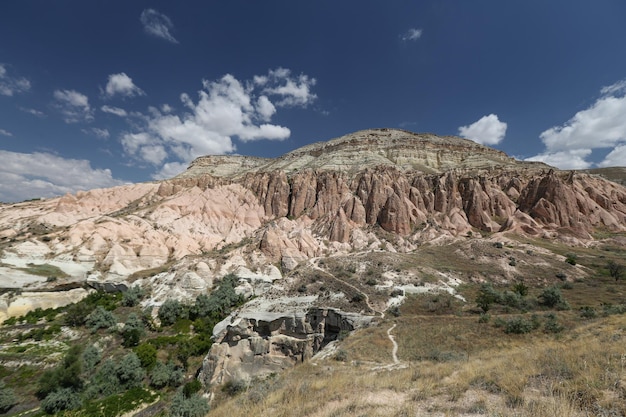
[177,128,551,180]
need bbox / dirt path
[387,323,399,364]
[308,258,383,317]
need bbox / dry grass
[207,312,626,417]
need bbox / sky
[1,1,626,202]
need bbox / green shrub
[86,359,118,398]
[0,381,17,413]
[64,302,93,327]
[512,282,528,297]
[85,306,117,332]
[158,299,187,326]
[183,379,202,398]
[475,283,502,313]
[502,290,522,308]
[169,389,210,417]
[115,352,145,390]
[37,345,83,399]
[579,306,597,319]
[150,361,184,389]
[538,286,569,310]
[122,285,145,307]
[502,316,540,334]
[607,260,624,281]
[135,343,157,370]
[121,313,145,347]
[478,313,491,323]
[41,387,82,414]
[565,253,577,265]
[83,345,102,371]
[543,313,564,333]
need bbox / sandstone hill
[1,128,625,390]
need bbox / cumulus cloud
[599,145,626,167]
[0,64,31,96]
[527,79,626,169]
[0,129,12,137]
[101,105,128,117]
[53,89,94,123]
[0,150,123,202]
[257,68,317,107]
[525,149,593,170]
[121,69,317,178]
[103,73,145,98]
[458,114,507,145]
[140,9,178,43]
[401,28,423,41]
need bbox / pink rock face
[1,129,625,284]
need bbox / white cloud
[53,89,94,123]
[101,105,128,117]
[529,79,626,169]
[599,145,626,167]
[140,9,178,43]
[539,82,626,152]
[19,107,45,117]
[0,64,31,96]
[525,149,593,170]
[458,114,507,145]
[0,129,12,137]
[103,73,145,99]
[261,68,317,107]
[82,127,110,139]
[120,69,316,177]
[0,150,123,202]
[401,28,423,41]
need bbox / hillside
[0,128,625,416]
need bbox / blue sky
[1,1,626,202]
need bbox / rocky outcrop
[199,307,372,386]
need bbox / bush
[543,313,564,334]
[183,379,202,398]
[150,361,184,389]
[169,389,210,417]
[512,282,528,297]
[579,306,597,319]
[122,285,145,307]
[121,313,145,347]
[0,381,17,413]
[503,316,539,334]
[115,352,145,390]
[158,299,186,326]
[37,345,83,399]
[475,283,502,313]
[135,343,157,370]
[538,286,570,310]
[565,253,577,265]
[85,306,117,332]
[64,302,93,327]
[82,345,102,371]
[41,387,82,414]
[86,359,118,398]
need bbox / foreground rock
[199,298,373,385]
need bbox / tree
[475,283,502,313]
[82,344,102,372]
[169,388,210,417]
[135,343,157,370]
[607,260,624,281]
[37,345,83,399]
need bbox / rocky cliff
[0,128,625,321]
